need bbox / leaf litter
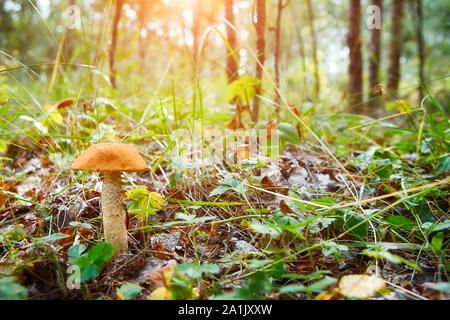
[0,135,448,300]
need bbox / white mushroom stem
[101,171,128,257]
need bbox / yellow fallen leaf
[315,287,341,300]
[149,192,164,210]
[163,265,174,286]
[48,111,63,125]
[43,105,53,112]
[338,275,386,299]
[150,286,173,300]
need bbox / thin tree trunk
[138,0,149,65]
[274,0,283,108]
[348,0,363,111]
[295,23,307,102]
[387,0,404,93]
[63,0,76,66]
[109,0,124,89]
[368,0,383,109]
[415,0,425,101]
[306,0,319,101]
[225,0,239,83]
[251,0,266,123]
[192,0,201,64]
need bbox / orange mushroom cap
[71,143,148,172]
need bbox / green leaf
[277,122,300,145]
[0,277,28,300]
[279,284,307,294]
[169,171,183,189]
[353,146,379,170]
[385,100,412,113]
[174,212,215,224]
[69,221,92,229]
[333,210,368,240]
[362,249,421,271]
[68,244,87,261]
[384,215,417,231]
[247,259,273,269]
[247,272,271,295]
[25,233,70,247]
[210,177,246,197]
[431,232,444,252]
[281,270,330,281]
[430,282,450,294]
[177,263,219,279]
[307,277,337,293]
[70,242,114,283]
[225,76,260,103]
[368,159,393,179]
[248,221,283,239]
[117,283,142,300]
[210,288,263,300]
[432,220,450,232]
[415,199,435,224]
[321,241,349,262]
[271,256,285,279]
[434,154,450,176]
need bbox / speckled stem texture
[101,171,127,257]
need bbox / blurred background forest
[0,0,449,301]
[1,0,448,124]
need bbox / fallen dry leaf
[57,226,93,247]
[338,274,386,299]
[57,98,76,109]
[146,264,174,287]
[150,286,173,300]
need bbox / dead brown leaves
[57,225,93,248]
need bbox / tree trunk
[251,0,266,123]
[192,0,201,64]
[415,0,425,101]
[348,0,363,111]
[368,0,383,109]
[274,0,283,108]
[306,0,320,101]
[295,24,307,102]
[225,0,239,83]
[109,0,124,89]
[387,0,404,93]
[138,0,150,65]
[63,0,76,66]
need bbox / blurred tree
[109,0,124,89]
[306,0,319,101]
[192,0,201,64]
[368,0,383,109]
[387,0,404,94]
[137,0,150,65]
[413,0,425,101]
[224,0,239,83]
[61,0,77,71]
[348,0,363,111]
[274,0,289,109]
[251,0,266,123]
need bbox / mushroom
[71,143,148,257]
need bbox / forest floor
[0,97,449,300]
